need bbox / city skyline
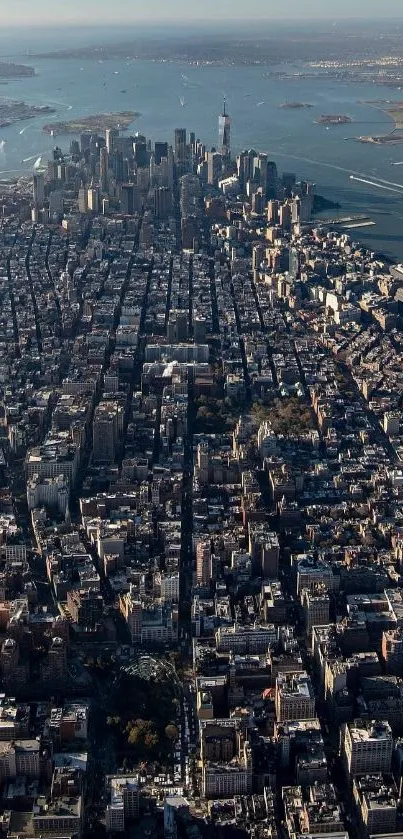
[2,0,403,25]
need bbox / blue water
[1,26,403,259]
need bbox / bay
[0,26,402,260]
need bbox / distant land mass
[0,61,35,78]
[43,111,140,135]
[0,100,55,128]
[316,115,352,125]
[357,100,403,145]
[278,102,313,109]
[33,24,403,67]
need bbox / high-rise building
[353,775,397,836]
[302,585,330,638]
[167,309,188,342]
[253,153,268,197]
[275,671,315,722]
[0,638,29,692]
[218,99,231,157]
[87,187,99,214]
[78,188,88,214]
[80,133,91,154]
[106,776,140,833]
[207,152,222,185]
[153,186,172,219]
[267,161,278,198]
[279,202,292,231]
[99,146,109,193]
[292,194,313,224]
[261,534,280,578]
[111,150,125,184]
[197,442,209,483]
[382,627,403,674]
[174,128,187,171]
[120,184,140,215]
[236,149,256,193]
[155,141,168,164]
[133,138,149,168]
[340,720,393,777]
[195,539,212,586]
[33,173,45,208]
[93,405,117,463]
[289,246,300,279]
[120,588,142,642]
[283,172,297,193]
[41,637,67,686]
[267,200,279,224]
[106,128,119,153]
[181,215,198,250]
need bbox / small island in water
[0,100,55,128]
[0,62,35,78]
[278,102,313,109]
[316,114,352,125]
[43,111,140,135]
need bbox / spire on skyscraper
[218,99,231,158]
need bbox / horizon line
[2,15,403,27]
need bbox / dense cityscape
[0,94,403,839]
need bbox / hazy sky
[3,0,403,25]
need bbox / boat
[179,97,185,107]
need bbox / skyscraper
[237,150,256,193]
[218,99,231,157]
[174,128,187,170]
[33,173,45,208]
[195,539,212,586]
[99,146,109,194]
[253,153,268,198]
[111,150,125,184]
[155,141,168,165]
[120,184,140,215]
[267,161,278,199]
[106,128,119,154]
[153,186,173,219]
[93,405,117,463]
[207,152,222,186]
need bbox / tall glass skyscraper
[218,100,231,157]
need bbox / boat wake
[47,100,73,111]
[263,147,403,187]
[22,152,48,164]
[350,175,403,193]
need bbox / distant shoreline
[356,100,403,145]
[278,102,313,109]
[42,111,141,136]
[0,61,35,79]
